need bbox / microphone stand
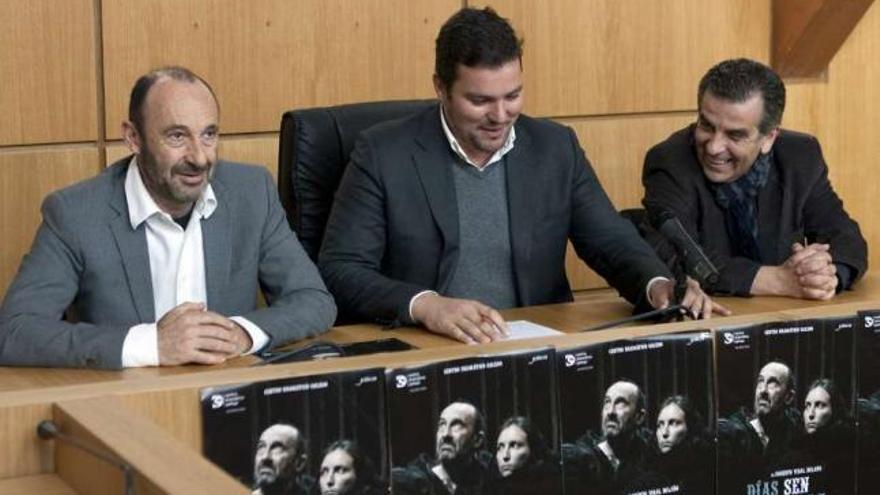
[579,253,692,333]
[37,420,136,495]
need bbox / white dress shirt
[120,158,268,367]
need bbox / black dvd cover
[558,331,715,495]
[716,317,856,495]
[386,347,561,495]
[250,368,388,495]
[201,369,388,495]
[200,382,258,487]
[857,309,880,494]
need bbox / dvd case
[857,309,880,495]
[558,331,715,495]
[716,317,856,495]
[387,348,561,495]
[202,368,387,495]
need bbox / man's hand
[649,277,731,319]
[411,293,508,344]
[157,302,252,366]
[788,243,837,299]
[752,243,837,300]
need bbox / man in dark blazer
[319,7,726,344]
[0,67,335,369]
[643,58,867,298]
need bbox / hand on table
[649,277,732,319]
[157,302,253,365]
[411,293,508,344]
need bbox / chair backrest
[278,99,436,261]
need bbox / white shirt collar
[439,105,516,170]
[124,156,217,229]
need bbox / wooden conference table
[1,274,879,494]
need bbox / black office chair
[277,99,436,261]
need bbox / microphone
[37,420,135,494]
[651,210,720,289]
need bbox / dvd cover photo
[386,347,561,495]
[557,331,715,495]
[716,317,857,495]
[202,367,387,495]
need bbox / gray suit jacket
[319,105,671,325]
[0,158,336,368]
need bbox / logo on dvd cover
[564,354,576,367]
[395,375,408,389]
[210,394,225,409]
[866,315,877,328]
[721,330,749,346]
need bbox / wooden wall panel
[101,0,458,138]
[558,114,696,290]
[478,0,770,117]
[0,0,97,145]
[106,135,280,179]
[0,148,100,297]
[785,1,880,275]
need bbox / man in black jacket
[320,7,725,343]
[643,58,867,298]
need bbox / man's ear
[433,74,447,101]
[473,431,485,450]
[760,127,780,154]
[121,121,142,155]
[294,453,307,473]
[784,388,796,406]
[636,408,647,426]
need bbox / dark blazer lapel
[758,158,784,261]
[202,177,232,310]
[412,108,459,290]
[504,124,536,296]
[107,163,155,322]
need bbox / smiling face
[693,91,778,184]
[601,381,644,439]
[656,403,689,453]
[495,424,531,477]
[434,60,523,167]
[435,402,482,463]
[319,448,357,495]
[803,386,833,434]
[754,362,794,419]
[122,77,219,217]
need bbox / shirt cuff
[409,290,439,323]
[122,323,159,368]
[645,276,671,308]
[230,316,270,354]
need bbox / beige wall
[1,0,877,297]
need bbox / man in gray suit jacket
[319,7,726,346]
[0,67,336,369]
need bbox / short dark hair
[128,66,218,133]
[698,58,786,134]
[435,7,523,91]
